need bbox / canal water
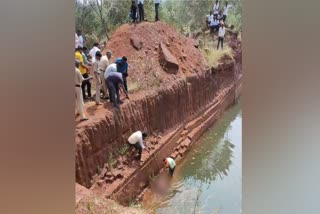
[142,102,242,214]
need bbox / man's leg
[81,80,86,99]
[106,79,113,103]
[141,4,144,20]
[75,87,79,115]
[107,79,116,106]
[87,80,91,97]
[115,83,121,105]
[76,87,86,120]
[94,73,101,104]
[137,144,143,160]
[100,71,108,98]
[217,38,220,50]
[123,76,128,92]
[169,167,175,177]
[221,38,224,49]
[131,143,142,160]
[138,4,142,21]
[155,3,159,21]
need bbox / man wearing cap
[99,50,112,99]
[115,56,129,92]
[93,51,102,105]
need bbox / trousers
[138,3,144,21]
[75,86,86,119]
[81,73,91,99]
[217,37,224,49]
[106,78,120,107]
[100,70,108,97]
[93,72,101,103]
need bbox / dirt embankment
[75,21,242,207]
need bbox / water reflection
[180,104,240,185]
[143,102,242,214]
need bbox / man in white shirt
[104,63,118,79]
[77,31,84,48]
[127,131,150,161]
[154,0,161,21]
[213,0,220,19]
[223,1,233,22]
[75,60,88,122]
[138,0,144,21]
[98,50,112,99]
[217,22,225,50]
[89,42,101,63]
[93,51,102,105]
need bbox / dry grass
[201,46,234,68]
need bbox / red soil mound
[106,21,209,93]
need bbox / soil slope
[105,21,209,92]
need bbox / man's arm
[120,84,130,99]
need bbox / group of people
[130,0,162,22]
[207,1,234,50]
[75,31,131,121]
[127,130,176,177]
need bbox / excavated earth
[75,21,242,207]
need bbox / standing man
[115,56,129,92]
[89,42,101,63]
[163,157,176,177]
[213,1,220,20]
[93,51,102,105]
[223,1,233,22]
[130,1,138,22]
[105,71,129,108]
[127,131,149,161]
[154,0,161,21]
[98,50,112,99]
[75,47,91,100]
[77,30,84,48]
[217,22,225,50]
[75,60,88,122]
[138,0,144,21]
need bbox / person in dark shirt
[115,56,129,92]
[130,1,138,22]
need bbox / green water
[144,102,242,214]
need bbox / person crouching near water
[163,157,176,177]
[127,131,150,161]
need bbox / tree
[87,0,117,39]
